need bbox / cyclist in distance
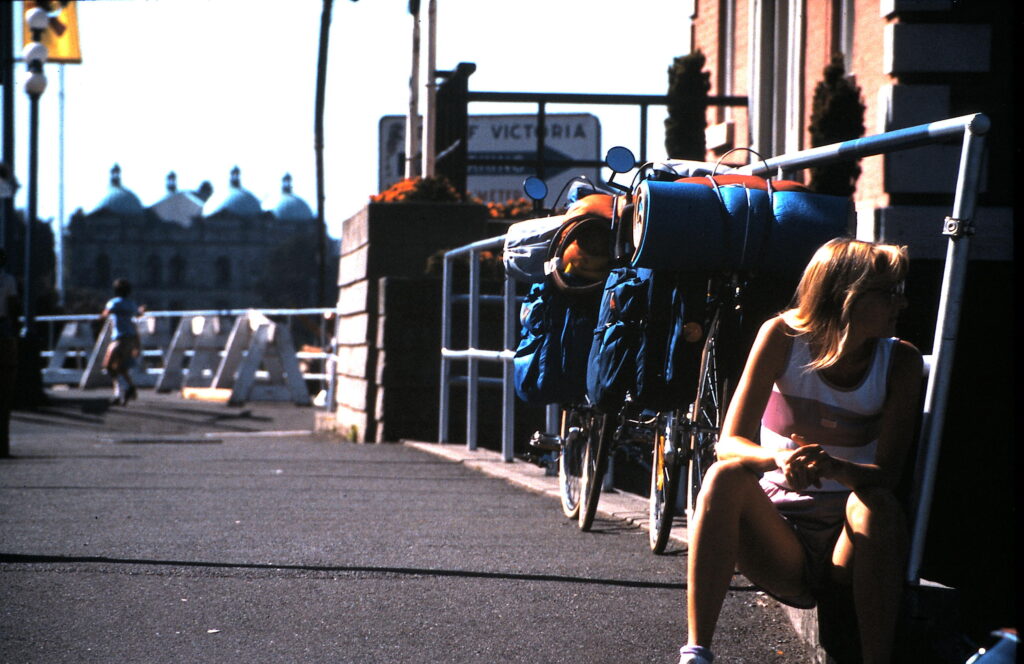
[679,238,922,664]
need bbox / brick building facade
[690,0,1011,260]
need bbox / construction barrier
[36,309,329,405]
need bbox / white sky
[9,0,694,239]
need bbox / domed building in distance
[64,165,328,311]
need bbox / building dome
[93,164,144,216]
[267,173,314,221]
[202,166,262,218]
[151,171,204,227]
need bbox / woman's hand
[775,434,839,490]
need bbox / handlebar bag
[513,281,599,405]
[631,178,850,274]
[502,194,615,285]
[586,267,699,412]
[503,214,565,283]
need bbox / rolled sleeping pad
[630,179,851,273]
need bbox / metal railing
[437,113,990,585]
[438,236,519,461]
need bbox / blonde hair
[780,237,908,370]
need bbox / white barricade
[209,311,310,406]
[43,321,95,385]
[155,315,229,392]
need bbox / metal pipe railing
[438,235,517,461]
[735,113,989,584]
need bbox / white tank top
[760,335,898,493]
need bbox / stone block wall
[374,277,442,443]
[333,202,489,442]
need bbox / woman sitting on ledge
[679,237,923,664]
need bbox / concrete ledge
[313,411,338,434]
[779,574,960,663]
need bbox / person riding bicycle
[679,237,922,664]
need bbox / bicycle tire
[648,409,684,553]
[686,310,723,524]
[578,411,611,531]
[558,406,588,519]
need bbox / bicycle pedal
[529,431,562,452]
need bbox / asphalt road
[1,389,814,664]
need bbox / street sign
[379,113,601,205]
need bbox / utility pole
[0,3,14,251]
[314,0,333,306]
[405,0,421,179]
[421,0,437,177]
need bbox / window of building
[169,254,186,287]
[215,256,231,286]
[95,253,111,289]
[145,254,162,287]
[749,0,805,159]
[718,0,736,123]
[832,0,854,68]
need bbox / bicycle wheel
[558,406,588,519]
[686,310,723,524]
[648,409,684,553]
[578,411,611,531]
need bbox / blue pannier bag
[586,267,696,412]
[513,281,598,405]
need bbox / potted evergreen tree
[665,50,711,160]
[808,54,866,196]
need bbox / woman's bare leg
[832,487,907,664]
[687,459,807,648]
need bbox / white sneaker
[678,647,712,664]
[678,656,710,664]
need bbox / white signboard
[379,113,601,204]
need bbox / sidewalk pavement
[3,388,817,663]
[404,440,689,553]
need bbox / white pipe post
[906,123,987,584]
[438,250,453,443]
[466,246,479,450]
[56,65,65,305]
[501,271,516,461]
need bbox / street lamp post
[17,6,49,407]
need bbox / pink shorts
[759,479,849,608]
